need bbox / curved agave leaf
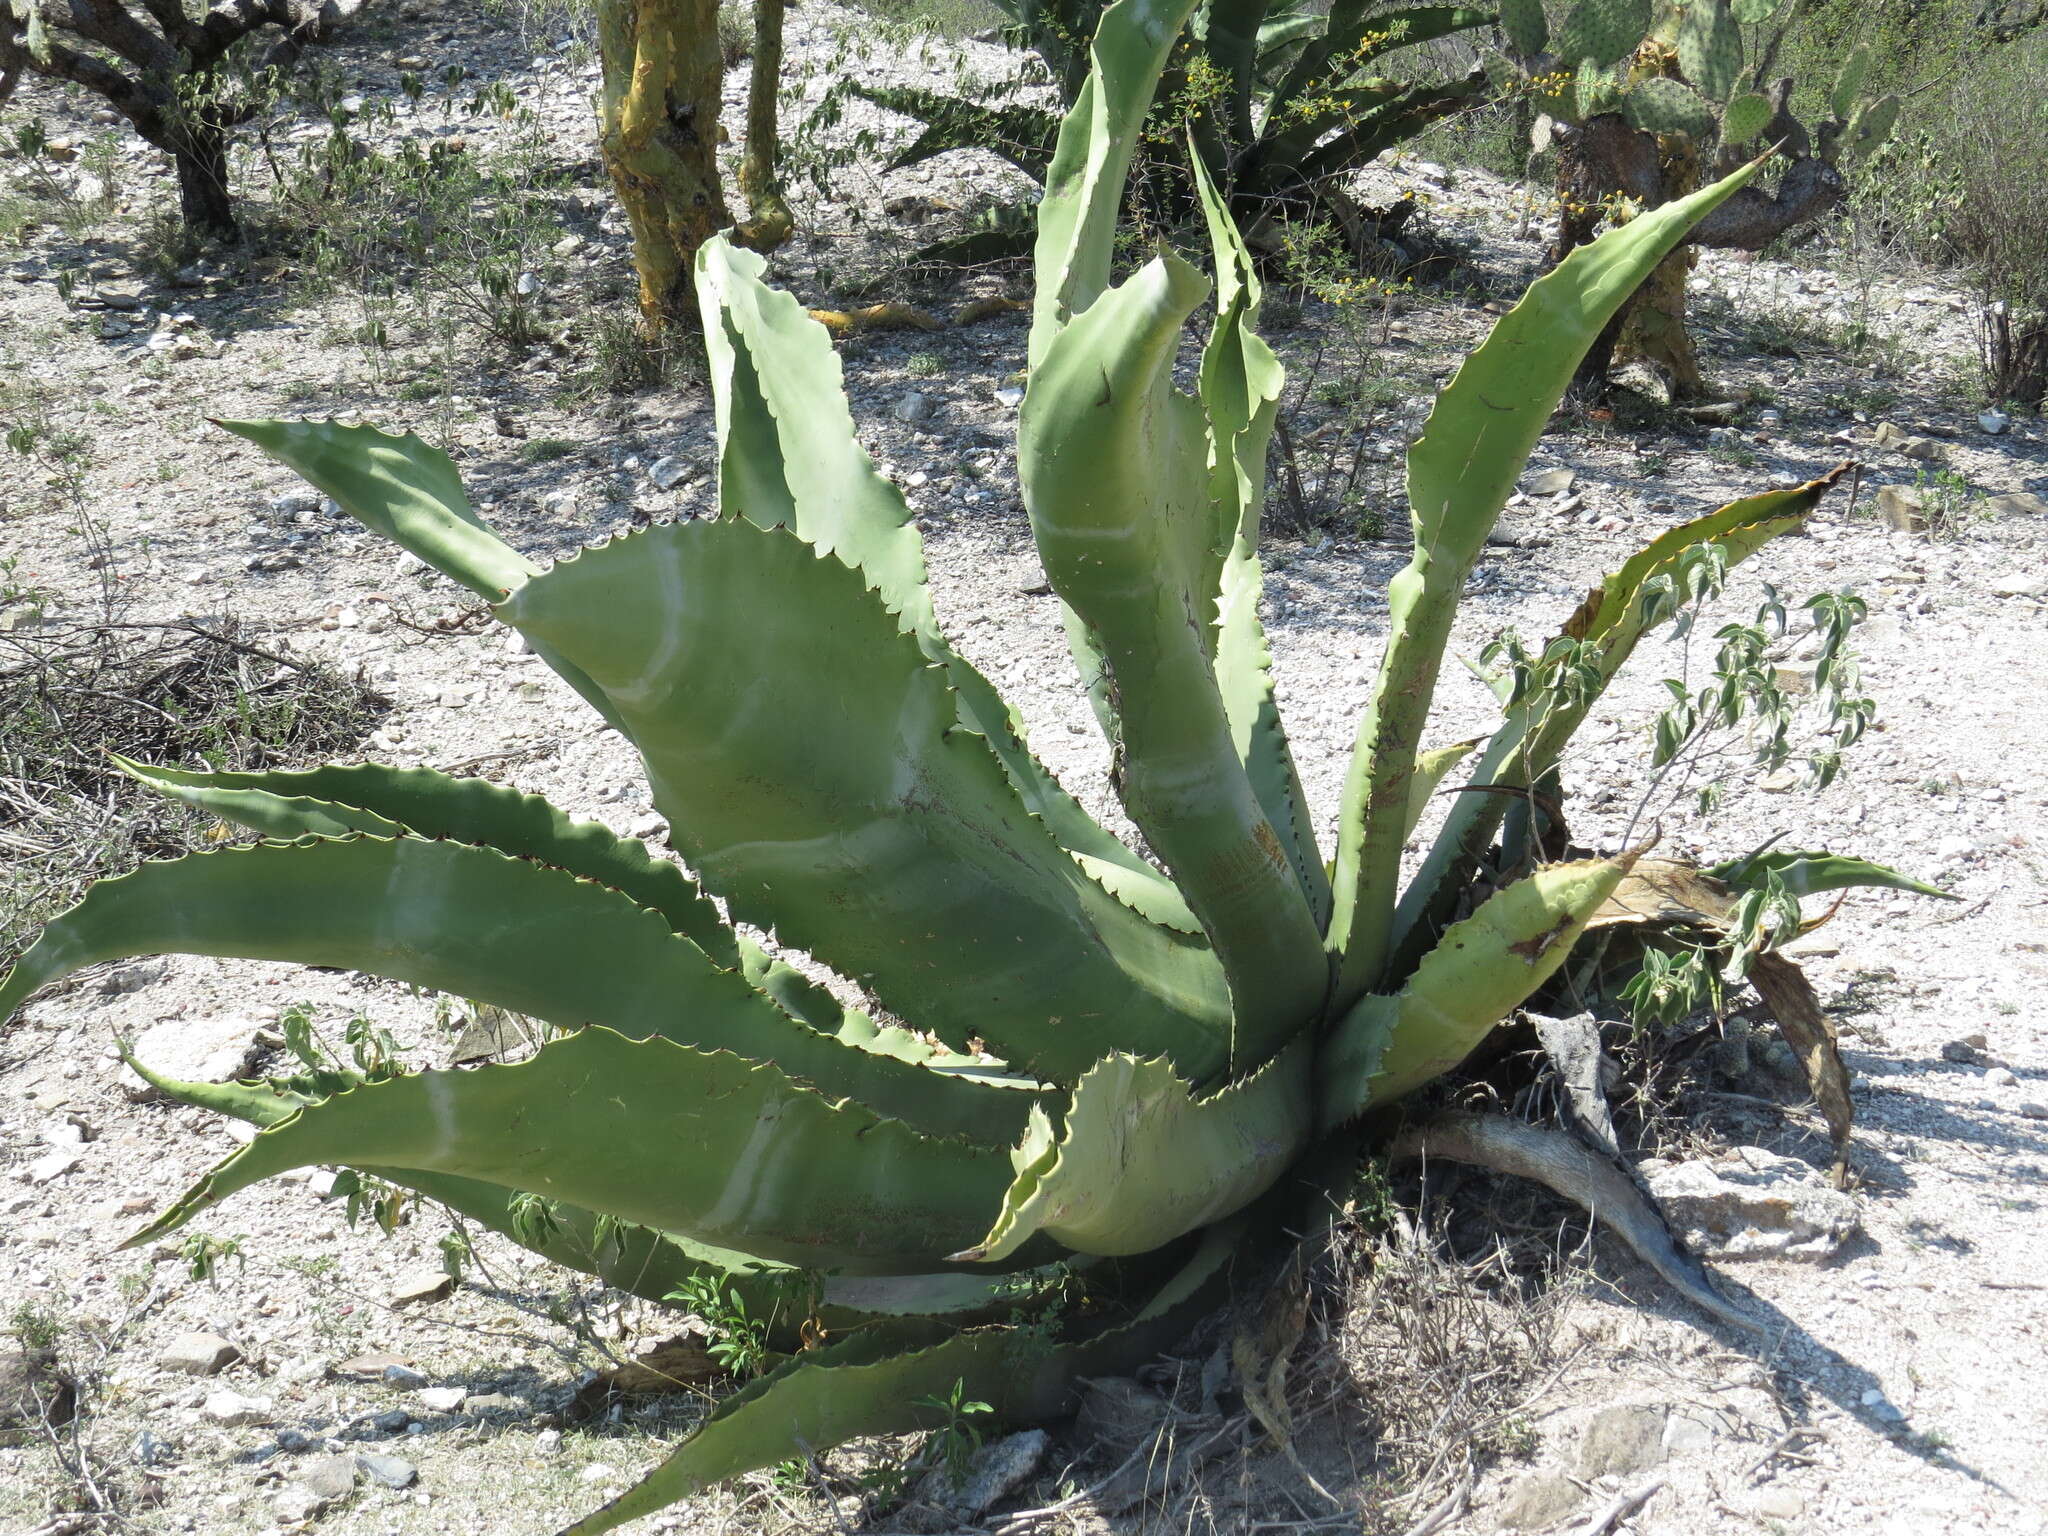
[0,836,1037,1145]
[1320,853,1638,1129]
[1021,250,1327,1066]
[1193,145,1329,920]
[116,756,871,1045]
[126,1026,1019,1274]
[1391,470,1845,964]
[1710,848,1951,902]
[1325,154,1769,1010]
[213,419,622,733]
[500,517,1235,1085]
[1031,0,1201,363]
[1268,5,1495,129]
[131,1058,1075,1333]
[560,1220,1243,1536]
[848,82,1060,177]
[696,235,1153,884]
[962,1037,1313,1263]
[115,758,736,960]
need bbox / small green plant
[522,438,579,465]
[665,1275,771,1380]
[905,351,944,379]
[10,1302,63,1351]
[1913,468,1983,540]
[439,1228,475,1283]
[913,1377,994,1488]
[178,1232,245,1285]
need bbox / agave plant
[0,1,1918,1530]
[833,0,1497,264]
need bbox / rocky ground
[2,5,2046,1536]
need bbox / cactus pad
[1720,90,1772,144]
[1843,93,1900,161]
[1832,44,1873,120]
[1557,0,1653,68]
[1677,0,1743,101]
[1623,75,1715,137]
[1732,0,1784,19]
[1499,0,1550,57]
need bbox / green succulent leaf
[0,835,1035,1145]
[1325,154,1768,1009]
[561,1220,1243,1536]
[126,1026,1020,1274]
[1720,89,1772,145]
[214,419,622,732]
[1730,0,1782,19]
[1019,247,1326,1067]
[1831,43,1871,122]
[1392,470,1843,965]
[114,758,735,959]
[1321,853,1638,1129]
[1193,145,1328,920]
[963,1038,1313,1262]
[1710,849,1951,902]
[1031,0,1201,363]
[1623,75,1716,137]
[1677,0,1742,101]
[1497,0,1549,55]
[499,516,1234,1086]
[849,82,1061,177]
[1555,0,1651,69]
[1268,7,1496,141]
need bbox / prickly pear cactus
[1831,44,1873,120]
[1677,0,1743,101]
[1499,0,1550,57]
[1623,74,1716,137]
[1731,0,1784,19]
[1556,0,1653,68]
[1842,92,1900,162]
[1720,89,1772,144]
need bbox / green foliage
[0,4,1927,1530]
[914,1378,995,1488]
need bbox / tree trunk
[734,0,792,252]
[172,125,239,242]
[1617,134,1705,400]
[596,0,731,335]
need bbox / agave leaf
[115,758,736,959]
[214,419,623,732]
[848,82,1060,177]
[696,236,1152,883]
[1320,853,1638,1129]
[560,1220,1243,1536]
[1020,250,1326,1065]
[1193,146,1329,920]
[126,1026,1019,1274]
[1324,154,1769,1010]
[963,1037,1313,1263]
[0,835,1036,1145]
[1391,470,1844,964]
[1405,737,1484,841]
[1268,5,1495,130]
[500,517,1234,1086]
[1711,849,1951,902]
[1198,0,1278,141]
[1293,78,1490,183]
[1031,0,1201,363]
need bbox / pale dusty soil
[2,6,2047,1536]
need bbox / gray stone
[1493,1470,1582,1531]
[1,1348,77,1440]
[1074,1376,1172,1450]
[276,1428,314,1452]
[358,1453,417,1489]
[1578,1404,1668,1477]
[1942,1039,1982,1064]
[1875,486,1925,533]
[1987,1068,2018,1087]
[125,1016,263,1092]
[157,1332,241,1376]
[27,1150,79,1184]
[381,1363,430,1389]
[920,1428,1048,1516]
[1647,1150,1860,1261]
[1752,1487,1805,1519]
[1979,409,2010,435]
[299,1453,359,1500]
[1663,1411,1716,1454]
[1984,492,2048,518]
[1991,573,2047,598]
[132,1429,173,1466]
[418,1386,466,1413]
[462,1392,520,1415]
[1523,467,1575,496]
[367,1409,413,1434]
[202,1389,274,1427]
[273,1486,329,1524]
[2018,1101,2048,1120]
[647,454,688,490]
[388,1271,454,1308]
[893,391,936,424]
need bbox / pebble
[158,1332,241,1377]
[357,1452,419,1489]
[1986,1068,2017,1087]
[203,1389,274,1427]
[647,454,687,490]
[1522,467,1575,496]
[2018,1102,2048,1120]
[382,1363,430,1389]
[26,1150,80,1184]
[418,1386,466,1412]
[298,1454,359,1500]
[580,1462,619,1483]
[132,1430,173,1466]
[389,1271,455,1308]
[1753,1487,1806,1518]
[1990,573,2046,598]
[536,1427,564,1454]
[1979,409,2010,434]
[893,391,935,423]
[994,383,1025,408]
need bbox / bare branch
[32,0,180,72]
